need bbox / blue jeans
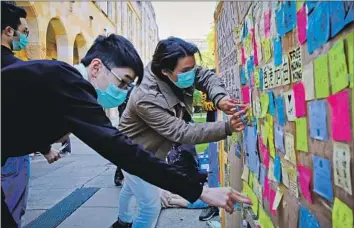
[118,170,161,228]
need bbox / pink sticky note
[327,90,352,142]
[293,82,307,117]
[241,47,246,65]
[259,137,270,168]
[251,29,259,66]
[264,10,271,38]
[298,165,313,204]
[297,5,307,45]
[242,86,250,104]
[263,176,270,200]
[269,189,277,216]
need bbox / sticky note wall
[215,1,353,227]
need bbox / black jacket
[2,60,205,202]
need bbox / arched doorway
[73,33,87,64]
[46,18,69,62]
[14,1,40,60]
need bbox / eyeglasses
[11,27,29,38]
[102,63,133,89]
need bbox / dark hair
[1,1,27,31]
[151,37,201,100]
[81,34,144,85]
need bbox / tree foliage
[196,25,215,69]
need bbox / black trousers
[1,187,18,228]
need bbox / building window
[127,6,133,42]
[107,1,113,20]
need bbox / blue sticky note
[243,22,248,39]
[299,206,320,228]
[275,96,286,125]
[309,100,328,141]
[274,154,282,183]
[260,164,266,186]
[313,155,334,201]
[276,1,297,37]
[344,1,354,25]
[247,56,254,77]
[245,126,260,177]
[240,67,247,85]
[268,91,276,116]
[305,1,318,12]
[235,142,241,158]
[329,1,346,38]
[274,123,285,153]
[274,37,283,67]
[259,68,264,91]
[307,2,330,54]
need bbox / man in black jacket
[2,36,252,228]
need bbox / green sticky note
[314,54,330,98]
[329,40,349,94]
[296,0,304,11]
[345,32,354,88]
[295,117,308,152]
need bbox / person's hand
[217,96,242,115]
[229,106,249,132]
[43,148,61,164]
[55,133,71,143]
[199,186,252,214]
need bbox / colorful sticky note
[260,164,266,186]
[242,86,250,104]
[327,90,352,142]
[272,186,284,210]
[241,67,247,85]
[307,2,330,54]
[267,114,276,159]
[274,37,282,67]
[259,68,264,90]
[281,162,290,188]
[275,96,286,125]
[241,47,246,65]
[263,176,270,200]
[299,206,320,228]
[329,40,349,94]
[329,1,346,38]
[283,90,296,121]
[312,155,334,201]
[314,54,330,98]
[285,132,296,165]
[282,55,291,85]
[245,126,260,176]
[293,82,307,117]
[259,205,274,228]
[289,47,303,82]
[333,142,352,195]
[241,166,250,182]
[345,32,354,88]
[262,38,272,63]
[268,159,276,182]
[260,93,269,117]
[296,0,304,12]
[254,67,260,88]
[305,1,318,12]
[308,100,328,141]
[288,167,299,197]
[332,198,353,228]
[344,1,354,25]
[276,1,297,36]
[297,5,307,45]
[298,165,313,204]
[268,91,275,116]
[274,123,285,153]
[302,62,315,101]
[247,56,254,76]
[264,10,271,38]
[269,188,277,216]
[295,117,308,152]
[274,154,282,183]
[242,181,259,216]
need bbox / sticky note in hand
[234,105,248,125]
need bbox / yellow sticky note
[281,162,290,188]
[249,171,255,189]
[345,32,354,88]
[262,38,272,63]
[245,35,252,57]
[296,0,304,11]
[285,132,297,165]
[241,165,250,181]
[288,167,299,198]
[260,93,269,118]
[333,142,352,195]
[329,40,349,94]
[272,186,284,210]
[332,198,353,228]
[295,118,308,152]
[255,68,260,89]
[262,123,270,143]
[268,159,276,181]
[314,54,330,98]
[242,181,259,216]
[259,206,274,228]
[267,114,275,158]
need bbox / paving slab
[27,188,74,210]
[82,188,121,208]
[22,209,46,227]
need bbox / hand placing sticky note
[293,82,307,117]
[296,118,309,152]
[329,40,349,94]
[332,198,353,228]
[312,155,334,201]
[298,165,313,204]
[309,100,328,141]
[327,90,352,142]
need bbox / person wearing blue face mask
[113,37,250,228]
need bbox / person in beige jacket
[112,37,249,228]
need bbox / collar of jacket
[144,62,194,113]
[1,45,14,56]
[73,63,89,81]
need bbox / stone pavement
[22,136,218,228]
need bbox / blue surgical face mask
[96,83,128,108]
[173,69,196,89]
[12,33,28,51]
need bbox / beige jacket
[118,63,232,159]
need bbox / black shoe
[199,206,219,221]
[110,219,132,228]
[114,168,124,186]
